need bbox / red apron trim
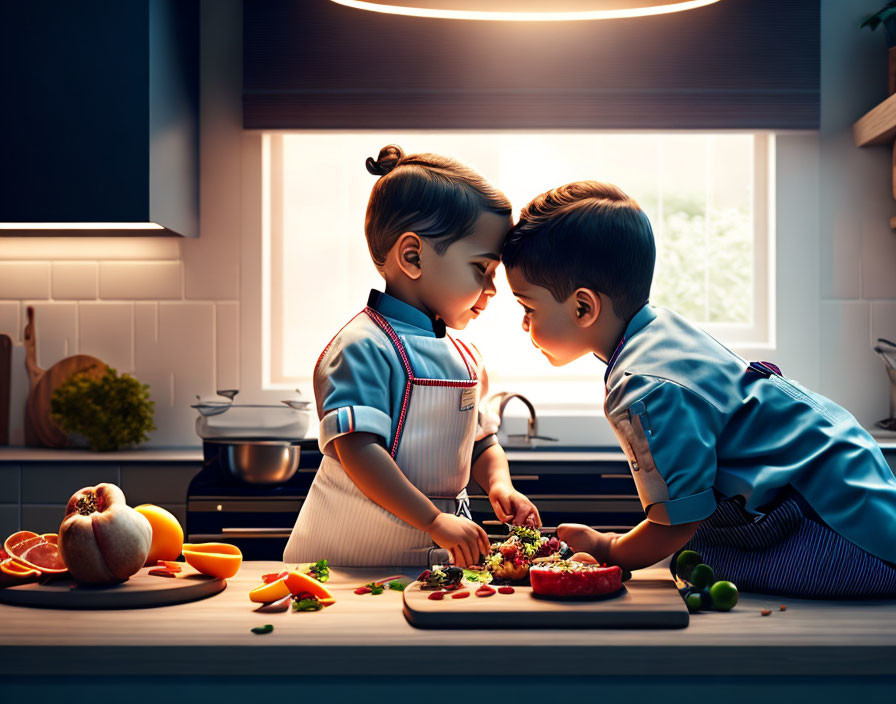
[447,335,477,380]
[364,307,414,458]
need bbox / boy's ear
[395,232,423,280]
[571,288,601,327]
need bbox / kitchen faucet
[487,392,557,447]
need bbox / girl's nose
[483,275,497,297]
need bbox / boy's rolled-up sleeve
[315,333,396,456]
[607,376,720,525]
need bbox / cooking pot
[205,440,301,484]
[192,390,311,441]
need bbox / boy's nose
[522,317,530,333]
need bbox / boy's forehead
[505,266,539,298]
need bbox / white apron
[283,310,480,567]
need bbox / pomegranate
[58,483,152,585]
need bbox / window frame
[261,131,775,418]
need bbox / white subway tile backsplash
[862,223,896,299]
[819,300,883,427]
[872,302,896,341]
[52,261,98,300]
[99,261,183,300]
[216,302,240,391]
[135,302,215,446]
[0,262,50,299]
[78,302,134,372]
[25,302,78,368]
[0,302,20,343]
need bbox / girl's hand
[426,513,490,568]
[489,484,541,527]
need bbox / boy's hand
[425,513,490,568]
[489,483,541,527]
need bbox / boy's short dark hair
[502,181,655,322]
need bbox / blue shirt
[314,290,486,456]
[604,304,896,563]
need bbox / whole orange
[134,504,184,565]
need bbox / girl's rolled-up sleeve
[606,376,721,525]
[314,333,396,456]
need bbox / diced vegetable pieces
[157,560,182,573]
[251,624,274,634]
[451,590,470,599]
[148,568,176,578]
[262,571,288,584]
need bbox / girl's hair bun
[366,144,404,176]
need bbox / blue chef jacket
[603,304,896,564]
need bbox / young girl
[283,145,540,568]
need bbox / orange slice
[181,542,242,579]
[248,570,336,604]
[0,556,41,578]
[284,570,334,601]
[249,576,291,603]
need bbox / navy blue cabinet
[0,0,199,237]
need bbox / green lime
[690,563,715,589]
[685,592,703,613]
[709,580,739,611]
[675,550,702,581]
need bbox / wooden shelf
[853,92,896,146]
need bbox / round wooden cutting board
[0,567,226,610]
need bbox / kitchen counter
[2,563,896,678]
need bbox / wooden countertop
[1,563,895,677]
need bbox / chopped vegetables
[293,597,323,612]
[387,580,407,592]
[251,624,274,634]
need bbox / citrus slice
[181,542,242,579]
[3,530,68,574]
[284,570,334,600]
[249,576,291,603]
[0,556,41,578]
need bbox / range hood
[0,1,199,238]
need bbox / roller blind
[243,0,819,130]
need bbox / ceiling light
[329,0,723,22]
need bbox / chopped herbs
[308,559,330,583]
[251,624,274,634]
[387,580,407,592]
[293,598,323,612]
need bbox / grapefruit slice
[0,556,41,578]
[3,531,68,574]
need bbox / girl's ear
[395,232,423,280]
[572,288,601,327]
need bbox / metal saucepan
[206,440,301,484]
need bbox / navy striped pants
[678,491,896,599]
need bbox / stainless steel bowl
[210,441,301,484]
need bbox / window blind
[244,0,819,130]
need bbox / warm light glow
[0,222,165,230]
[329,0,722,21]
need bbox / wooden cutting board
[403,572,688,629]
[27,353,108,447]
[0,566,226,610]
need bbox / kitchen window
[262,132,773,409]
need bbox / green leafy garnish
[463,568,493,584]
[309,559,330,583]
[364,582,385,595]
[292,598,323,612]
[387,580,407,592]
[251,624,274,634]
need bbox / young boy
[501,180,896,598]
